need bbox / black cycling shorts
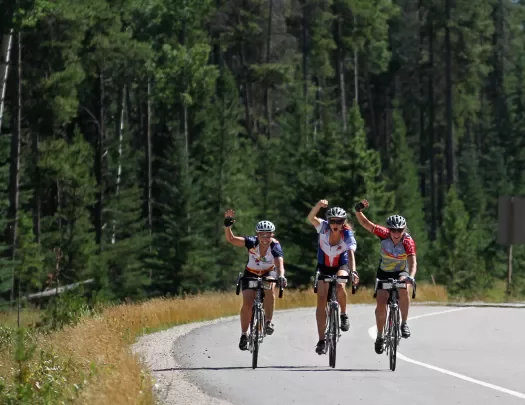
[376,268,409,281]
[316,263,350,277]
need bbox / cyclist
[354,199,417,354]
[223,209,287,351]
[307,199,359,355]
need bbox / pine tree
[387,107,429,278]
[432,187,490,297]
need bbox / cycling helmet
[255,220,275,233]
[326,207,347,219]
[386,215,406,229]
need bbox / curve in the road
[367,307,525,400]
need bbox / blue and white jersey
[315,220,357,267]
[244,236,283,275]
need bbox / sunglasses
[257,232,273,238]
[389,228,404,234]
[329,219,345,225]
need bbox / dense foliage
[0,0,524,305]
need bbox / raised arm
[353,199,375,233]
[307,199,328,228]
[223,209,246,247]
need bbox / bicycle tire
[328,306,338,368]
[252,308,260,369]
[389,308,398,371]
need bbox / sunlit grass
[0,283,463,404]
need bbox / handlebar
[373,278,417,299]
[235,273,285,298]
[313,272,358,295]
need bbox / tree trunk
[334,13,347,130]
[112,85,125,244]
[353,15,358,104]
[8,32,21,304]
[445,0,455,187]
[428,21,437,238]
[419,0,426,200]
[95,70,105,248]
[0,29,14,131]
[146,78,153,238]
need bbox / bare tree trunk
[418,0,426,200]
[112,85,126,244]
[353,15,358,104]
[95,70,105,248]
[334,14,347,130]
[8,32,21,304]
[0,29,14,131]
[146,79,153,237]
[445,0,455,187]
[264,0,273,138]
[428,20,437,238]
[301,0,309,143]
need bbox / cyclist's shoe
[374,336,385,354]
[239,334,248,351]
[315,339,326,355]
[340,314,350,332]
[401,322,411,338]
[265,321,275,335]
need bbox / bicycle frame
[235,273,284,369]
[374,278,416,371]
[313,271,352,368]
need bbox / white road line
[367,307,525,400]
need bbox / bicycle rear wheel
[389,308,398,371]
[328,307,338,368]
[251,307,261,369]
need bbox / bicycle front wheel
[252,307,262,369]
[389,308,399,371]
[328,307,338,368]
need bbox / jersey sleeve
[343,227,357,252]
[403,236,416,256]
[372,225,390,240]
[244,236,257,249]
[315,220,327,234]
[271,242,284,258]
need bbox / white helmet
[386,215,406,229]
[326,207,347,219]
[255,220,275,232]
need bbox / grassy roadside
[0,283,451,404]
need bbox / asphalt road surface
[166,305,524,405]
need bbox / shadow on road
[153,366,387,372]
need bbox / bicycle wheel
[252,307,261,369]
[328,306,338,368]
[389,308,398,371]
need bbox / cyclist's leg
[263,270,277,334]
[335,266,350,331]
[335,267,349,312]
[398,271,411,337]
[316,279,329,340]
[241,289,256,333]
[397,271,410,322]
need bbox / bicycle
[374,278,416,371]
[313,271,357,368]
[235,273,284,369]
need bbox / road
[157,305,524,405]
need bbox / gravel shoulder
[132,317,237,405]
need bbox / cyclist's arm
[354,211,375,233]
[307,201,325,228]
[404,237,417,278]
[407,255,417,278]
[348,249,356,274]
[274,256,285,277]
[224,226,245,247]
[271,241,285,277]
